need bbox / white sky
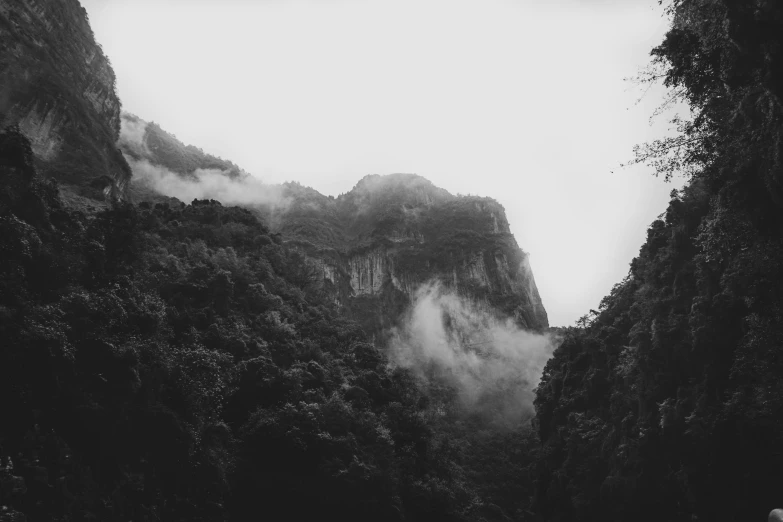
[82,0,685,327]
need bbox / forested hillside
[0,126,543,522]
[120,113,245,180]
[5,0,783,520]
[533,2,783,520]
[121,126,551,336]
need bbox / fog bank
[388,282,558,426]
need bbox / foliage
[534,2,783,520]
[269,176,547,334]
[133,116,244,179]
[0,128,493,521]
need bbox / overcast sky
[81,0,684,327]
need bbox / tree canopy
[534,1,783,520]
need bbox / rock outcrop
[277,174,550,333]
[0,0,130,200]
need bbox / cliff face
[278,174,549,333]
[0,0,130,200]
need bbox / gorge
[2,0,783,521]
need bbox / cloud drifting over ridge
[119,115,150,157]
[119,114,291,209]
[128,158,291,210]
[388,282,558,426]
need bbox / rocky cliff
[278,174,549,333]
[0,0,130,200]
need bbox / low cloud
[128,157,291,210]
[387,282,558,427]
[119,115,150,157]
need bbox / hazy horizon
[82,0,686,326]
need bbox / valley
[2,0,783,521]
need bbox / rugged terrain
[534,2,783,520]
[0,0,130,202]
[2,125,508,522]
[5,0,783,520]
[280,174,549,334]
[117,115,548,334]
[0,3,552,521]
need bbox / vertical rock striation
[277,174,550,332]
[0,0,130,199]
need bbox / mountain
[0,5,552,520]
[15,0,783,520]
[279,174,549,334]
[0,125,488,522]
[0,0,130,203]
[117,114,549,334]
[0,0,550,339]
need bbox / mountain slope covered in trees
[118,113,549,336]
[1,126,532,522]
[533,1,783,520]
[0,2,552,520]
[5,0,783,521]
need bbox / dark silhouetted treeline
[533,1,783,520]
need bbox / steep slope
[533,2,783,521]
[118,112,262,206]
[117,114,548,333]
[118,114,548,334]
[280,174,549,334]
[0,0,130,201]
[120,125,553,517]
[1,126,500,522]
[119,112,245,179]
[0,4,552,521]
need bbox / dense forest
[0,125,542,522]
[534,1,783,520]
[3,0,783,521]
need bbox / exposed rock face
[349,251,389,295]
[0,0,130,199]
[278,174,549,332]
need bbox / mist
[128,158,291,210]
[119,115,291,210]
[119,115,149,157]
[387,282,559,427]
